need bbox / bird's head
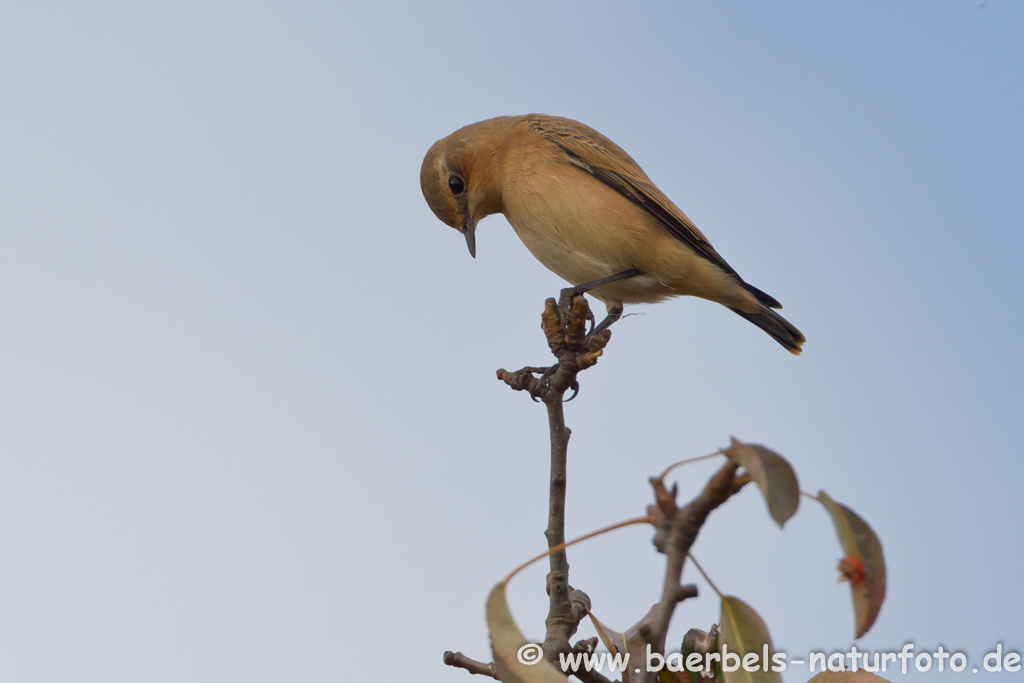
[420,119,508,258]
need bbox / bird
[420,114,805,355]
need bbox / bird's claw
[557,286,585,329]
[564,380,581,402]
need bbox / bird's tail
[729,305,806,355]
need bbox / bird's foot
[498,293,620,403]
[496,365,558,402]
[553,291,594,353]
[557,285,590,333]
[587,305,623,342]
[557,268,642,337]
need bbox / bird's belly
[510,221,609,282]
[505,214,676,305]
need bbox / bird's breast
[498,172,677,304]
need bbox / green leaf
[728,439,800,527]
[718,596,782,683]
[487,582,568,682]
[681,628,708,683]
[818,491,887,638]
[682,626,721,683]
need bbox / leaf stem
[687,553,724,598]
[659,450,726,480]
[504,517,652,584]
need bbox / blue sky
[0,2,1021,680]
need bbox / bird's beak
[463,216,476,258]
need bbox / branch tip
[443,651,497,678]
[674,583,699,603]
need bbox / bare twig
[636,461,749,683]
[495,295,612,663]
[446,293,768,683]
[442,651,497,678]
[543,396,575,658]
[496,297,611,404]
[569,637,616,683]
[568,589,592,626]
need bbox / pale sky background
[1,2,1021,681]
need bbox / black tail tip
[729,305,805,355]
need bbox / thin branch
[543,397,575,657]
[574,667,616,683]
[440,514,648,681]
[732,474,753,489]
[569,638,616,683]
[800,490,821,502]
[442,651,497,678]
[494,295,614,664]
[637,460,742,683]
[687,553,723,598]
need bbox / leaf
[487,582,568,682]
[589,613,622,657]
[681,626,721,683]
[818,490,887,638]
[728,439,800,527]
[589,606,659,683]
[718,596,782,683]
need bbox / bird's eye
[448,175,466,196]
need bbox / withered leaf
[728,439,800,527]
[818,490,886,638]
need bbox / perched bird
[420,115,805,354]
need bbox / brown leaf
[838,556,865,587]
[728,439,800,527]
[487,582,568,682]
[817,491,887,638]
[718,596,782,683]
[589,606,658,683]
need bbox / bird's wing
[527,116,781,305]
